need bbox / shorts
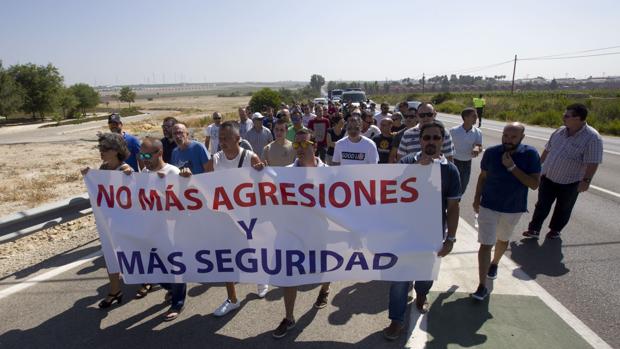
[477,206,523,245]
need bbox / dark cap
[108,113,122,124]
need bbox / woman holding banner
[81,133,132,309]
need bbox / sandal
[99,291,123,309]
[135,283,153,299]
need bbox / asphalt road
[436,112,620,348]
[0,111,171,145]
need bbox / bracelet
[507,164,516,172]
[582,178,591,183]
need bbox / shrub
[249,88,281,112]
[432,92,453,105]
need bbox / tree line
[0,61,100,120]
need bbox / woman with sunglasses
[81,133,132,309]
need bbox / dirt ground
[0,95,250,217]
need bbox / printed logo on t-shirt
[341,152,366,161]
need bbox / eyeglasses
[422,135,443,141]
[213,117,222,120]
[292,140,315,149]
[418,112,434,118]
[139,151,158,160]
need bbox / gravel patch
[0,215,99,279]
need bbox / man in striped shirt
[396,102,454,162]
[523,103,603,240]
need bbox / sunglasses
[422,135,443,141]
[139,151,158,160]
[418,112,434,118]
[292,140,315,149]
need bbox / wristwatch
[445,236,457,243]
[507,164,517,172]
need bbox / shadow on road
[426,287,492,349]
[509,238,570,280]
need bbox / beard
[502,141,521,152]
[424,144,437,155]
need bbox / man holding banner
[206,121,269,317]
[273,129,331,339]
[384,120,461,341]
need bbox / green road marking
[425,291,592,349]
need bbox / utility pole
[511,55,517,94]
[422,73,425,93]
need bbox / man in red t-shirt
[308,105,330,161]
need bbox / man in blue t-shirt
[383,120,461,341]
[171,123,210,176]
[108,113,142,171]
[471,122,541,301]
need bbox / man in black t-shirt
[160,116,178,163]
[373,117,394,164]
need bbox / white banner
[84,164,443,286]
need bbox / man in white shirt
[374,102,392,124]
[301,104,316,127]
[362,110,381,139]
[238,106,254,139]
[332,116,379,165]
[139,137,185,322]
[449,107,483,194]
[204,111,222,154]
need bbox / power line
[521,51,620,61]
[520,45,620,60]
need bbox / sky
[1,0,619,86]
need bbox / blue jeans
[388,280,433,323]
[453,159,471,195]
[160,283,187,310]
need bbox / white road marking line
[0,250,101,301]
[590,184,620,199]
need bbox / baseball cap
[108,113,122,124]
[252,112,264,120]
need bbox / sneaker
[257,284,269,298]
[471,285,489,301]
[314,289,330,309]
[383,320,404,341]
[487,264,498,280]
[546,230,561,239]
[272,318,295,339]
[522,230,540,239]
[213,299,240,317]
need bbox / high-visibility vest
[473,97,486,108]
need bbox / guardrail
[0,193,92,243]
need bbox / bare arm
[326,133,335,148]
[502,152,540,190]
[205,159,214,173]
[438,198,459,257]
[472,170,487,214]
[578,163,599,192]
[540,149,549,164]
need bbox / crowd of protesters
[82,99,602,340]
